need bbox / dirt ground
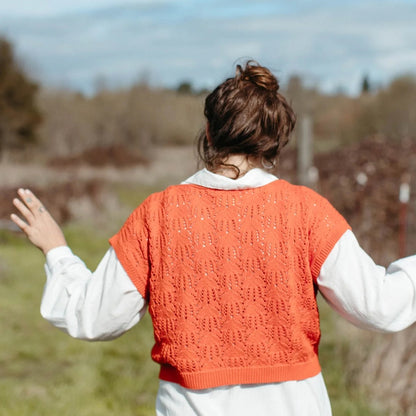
[0,145,197,189]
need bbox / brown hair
[198,60,296,176]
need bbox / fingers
[10,213,29,232]
[11,188,47,230]
[13,196,35,224]
[18,188,39,209]
[10,188,64,253]
[16,188,47,216]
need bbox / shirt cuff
[45,246,74,269]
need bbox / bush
[0,37,41,158]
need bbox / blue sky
[0,0,415,95]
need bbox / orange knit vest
[110,180,350,389]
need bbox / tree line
[1,36,416,162]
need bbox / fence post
[297,115,316,187]
[399,174,410,258]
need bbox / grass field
[0,186,386,416]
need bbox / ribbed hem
[159,357,321,390]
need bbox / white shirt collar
[181,168,278,190]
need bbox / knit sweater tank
[110,179,350,389]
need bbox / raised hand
[11,189,67,255]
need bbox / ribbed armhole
[109,235,149,300]
[310,225,350,281]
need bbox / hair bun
[236,60,279,92]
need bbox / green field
[0,211,385,416]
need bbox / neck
[212,155,260,179]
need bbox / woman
[11,61,416,416]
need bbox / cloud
[0,0,179,17]
[0,0,415,94]
[223,1,416,91]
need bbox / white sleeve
[40,246,147,341]
[318,229,416,332]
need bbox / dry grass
[1,145,197,226]
[353,326,416,415]
[37,86,205,159]
[0,145,196,188]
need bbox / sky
[0,0,415,95]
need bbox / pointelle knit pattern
[110,179,350,389]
